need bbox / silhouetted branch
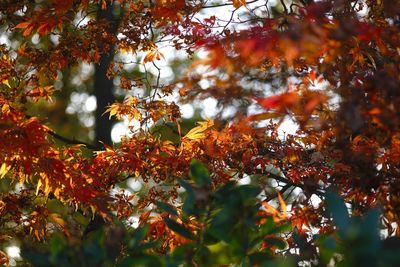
[48,130,98,150]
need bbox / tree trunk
[93,3,118,148]
[85,2,120,236]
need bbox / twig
[255,169,325,197]
[280,0,288,14]
[263,183,292,203]
[48,130,98,150]
[202,0,260,9]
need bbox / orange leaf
[309,69,317,83]
[37,23,51,36]
[304,93,327,113]
[232,0,246,8]
[143,49,164,63]
[23,26,34,37]
[255,92,299,111]
[143,51,156,63]
[15,21,31,29]
[248,112,282,121]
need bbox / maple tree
[1,0,400,266]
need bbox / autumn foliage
[1,0,400,266]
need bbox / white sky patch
[67,92,88,113]
[84,95,97,112]
[111,122,128,143]
[278,118,299,138]
[111,117,140,143]
[50,33,60,45]
[201,97,218,117]
[310,194,322,208]
[221,105,237,118]
[74,11,91,28]
[81,63,94,79]
[31,33,40,45]
[0,34,11,46]
[127,216,139,228]
[356,0,369,17]
[159,65,174,79]
[81,115,95,127]
[238,174,251,185]
[198,78,211,90]
[6,246,20,259]
[128,178,143,191]
[181,104,194,118]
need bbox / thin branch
[351,0,359,11]
[263,183,292,202]
[280,0,288,14]
[48,130,98,150]
[202,0,260,9]
[152,61,161,92]
[255,169,325,197]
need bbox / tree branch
[263,183,292,202]
[48,130,98,150]
[254,169,325,197]
[202,0,260,9]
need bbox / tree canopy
[1,0,400,266]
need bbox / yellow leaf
[90,205,96,219]
[278,192,287,215]
[0,163,11,178]
[183,119,214,140]
[34,229,40,240]
[119,46,132,54]
[101,0,107,9]
[36,179,42,195]
[50,213,65,227]
[105,104,119,119]
[262,201,280,216]
[2,79,11,88]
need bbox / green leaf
[208,208,236,241]
[49,234,66,257]
[264,237,287,250]
[190,159,211,187]
[156,201,179,216]
[178,178,193,192]
[178,179,196,215]
[170,243,196,263]
[117,255,162,267]
[316,235,337,264]
[47,199,67,216]
[236,185,262,201]
[164,217,195,240]
[325,190,349,233]
[207,242,237,265]
[248,252,274,265]
[213,181,236,203]
[72,212,89,226]
[132,226,149,242]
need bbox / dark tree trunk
[93,3,118,148]
[84,2,120,236]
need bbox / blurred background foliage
[10,161,400,267]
